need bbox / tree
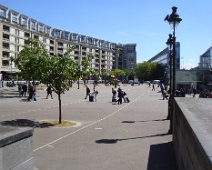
[135,62,165,81]
[15,39,93,124]
[14,38,49,81]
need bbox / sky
[1,0,212,69]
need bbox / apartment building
[0,4,137,79]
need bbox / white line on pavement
[33,96,140,152]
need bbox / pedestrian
[112,88,117,103]
[162,89,169,100]
[27,84,33,101]
[192,87,197,98]
[31,85,37,101]
[84,85,90,99]
[18,84,23,97]
[22,83,27,97]
[117,88,123,104]
[46,84,53,99]
[91,90,98,102]
[152,84,155,91]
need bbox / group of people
[112,87,129,104]
[18,83,37,101]
[17,83,54,101]
[84,85,98,102]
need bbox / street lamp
[165,6,182,134]
[166,34,173,121]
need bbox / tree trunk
[58,92,62,124]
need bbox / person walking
[152,84,155,91]
[46,84,53,99]
[117,88,123,104]
[28,84,33,101]
[84,85,90,99]
[31,85,37,101]
[112,88,117,103]
[22,83,27,97]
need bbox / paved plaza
[0,83,177,170]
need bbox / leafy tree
[14,38,49,81]
[135,62,165,81]
[136,62,151,80]
[15,39,93,124]
[111,69,125,79]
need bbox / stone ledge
[0,126,33,148]
[174,98,212,170]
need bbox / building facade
[0,5,136,79]
[148,42,180,69]
[198,46,212,69]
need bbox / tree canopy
[135,62,165,81]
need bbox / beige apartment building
[0,5,136,80]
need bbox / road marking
[33,96,140,152]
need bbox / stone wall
[0,126,34,170]
[173,98,212,170]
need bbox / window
[2,60,10,66]
[12,16,18,24]
[24,32,30,38]
[3,25,10,32]
[38,25,44,32]
[3,34,9,40]
[52,29,60,39]
[62,32,69,40]
[31,22,36,31]
[0,9,6,19]
[21,18,27,27]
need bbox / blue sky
[1,0,212,69]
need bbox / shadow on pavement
[0,119,53,128]
[147,141,177,170]
[95,132,169,144]
[122,118,167,124]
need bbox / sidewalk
[0,84,177,170]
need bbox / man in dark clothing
[28,84,33,101]
[117,88,123,104]
[22,84,27,97]
[85,85,90,99]
[46,84,53,99]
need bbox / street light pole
[166,34,173,120]
[165,6,182,134]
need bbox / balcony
[3,25,10,32]
[3,34,9,41]
[2,51,9,58]
[3,43,10,50]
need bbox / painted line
[33,96,140,152]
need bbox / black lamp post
[166,34,173,121]
[165,6,182,134]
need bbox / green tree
[135,62,151,80]
[136,62,165,81]
[14,38,49,81]
[15,39,93,124]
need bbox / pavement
[0,83,177,170]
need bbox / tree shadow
[95,132,169,144]
[147,141,177,170]
[122,118,167,124]
[0,119,54,128]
